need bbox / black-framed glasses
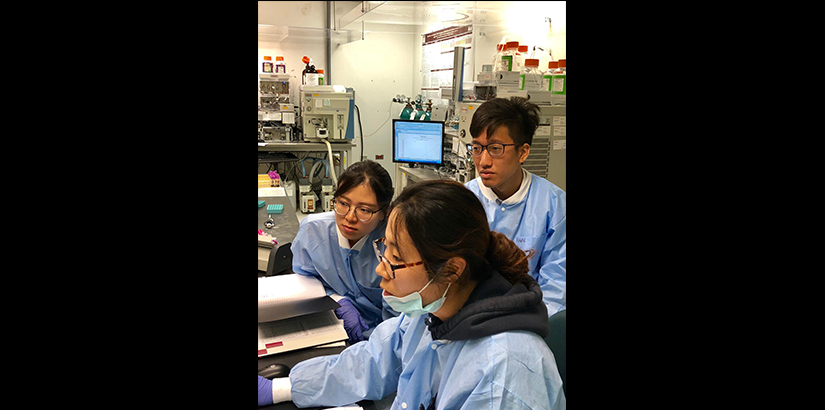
[468,142,517,157]
[373,237,424,279]
[333,198,380,222]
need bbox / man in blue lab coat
[465,97,567,316]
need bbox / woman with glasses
[466,97,567,318]
[261,180,565,409]
[290,160,398,344]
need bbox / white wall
[258,1,328,105]
[331,21,416,184]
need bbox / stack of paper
[257,274,347,357]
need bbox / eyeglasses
[468,142,517,157]
[333,199,380,222]
[373,237,424,279]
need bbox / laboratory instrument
[259,73,295,142]
[299,85,355,142]
[320,177,334,212]
[526,104,566,191]
[299,177,314,213]
[455,101,479,145]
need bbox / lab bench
[257,194,380,410]
[258,193,301,273]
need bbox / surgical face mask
[383,278,451,318]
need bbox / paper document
[258,274,325,309]
[257,274,347,357]
[257,310,347,356]
[258,187,287,197]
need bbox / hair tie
[486,231,497,256]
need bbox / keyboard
[257,151,300,163]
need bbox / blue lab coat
[466,170,567,315]
[288,270,565,409]
[291,211,398,333]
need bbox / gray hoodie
[425,268,549,341]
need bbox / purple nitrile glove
[258,375,273,406]
[334,298,369,343]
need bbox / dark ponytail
[486,231,534,286]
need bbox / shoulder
[452,331,555,373]
[299,211,336,228]
[494,330,554,357]
[474,330,553,359]
[464,178,494,207]
[528,173,565,202]
[294,212,336,248]
[526,174,566,219]
[447,332,562,408]
[464,178,481,194]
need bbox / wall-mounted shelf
[258,24,366,46]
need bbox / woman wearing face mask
[289,160,398,344]
[260,180,565,409]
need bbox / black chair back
[544,310,566,396]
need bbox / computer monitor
[392,119,444,165]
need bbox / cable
[301,157,330,177]
[322,139,338,186]
[362,100,396,138]
[354,103,364,161]
[309,159,329,182]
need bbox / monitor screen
[392,119,444,165]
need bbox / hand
[334,298,369,343]
[258,375,273,406]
